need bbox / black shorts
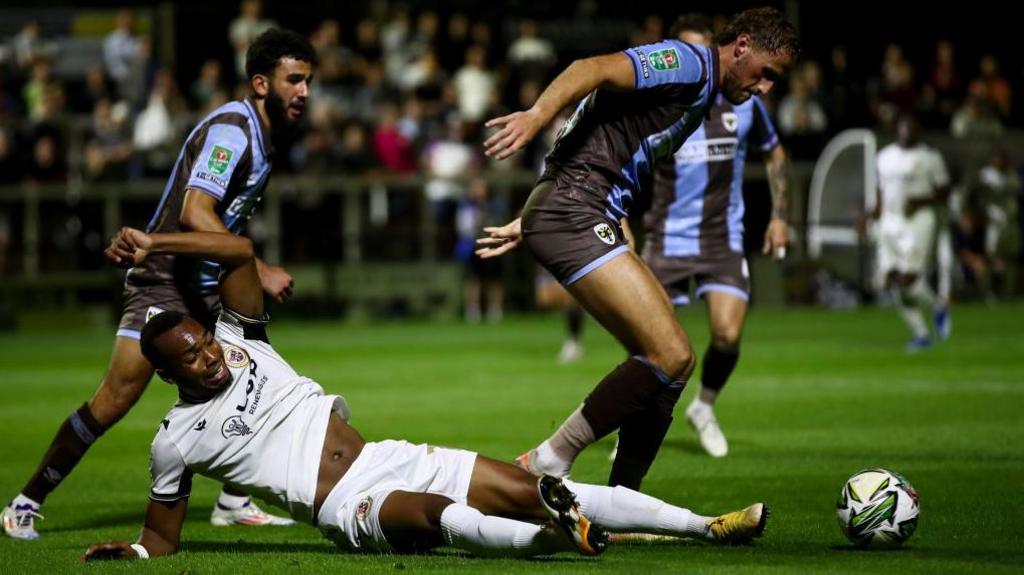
[522,180,630,285]
[642,246,750,306]
[116,282,221,339]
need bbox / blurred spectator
[455,178,505,323]
[25,127,65,183]
[777,69,827,158]
[120,34,156,109]
[951,83,1004,138]
[968,55,1011,120]
[132,68,185,176]
[411,10,441,60]
[12,21,57,71]
[229,0,276,79]
[22,58,55,120]
[402,49,446,104]
[72,64,113,114]
[104,10,141,95]
[453,44,495,122]
[921,40,963,128]
[337,122,375,173]
[424,117,478,211]
[630,14,664,46]
[349,61,389,122]
[353,18,383,68]
[373,101,416,173]
[439,13,472,72]
[190,59,224,109]
[0,127,21,184]
[381,6,414,87]
[823,45,865,131]
[507,19,555,83]
[294,100,339,174]
[83,98,133,181]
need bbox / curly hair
[245,28,317,79]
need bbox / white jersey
[876,143,950,223]
[148,309,350,524]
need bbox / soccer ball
[836,468,919,548]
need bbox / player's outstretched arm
[484,52,635,160]
[105,227,263,319]
[83,498,188,561]
[182,189,294,303]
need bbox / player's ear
[251,73,269,99]
[734,33,752,58]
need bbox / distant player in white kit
[873,114,952,351]
[82,227,768,561]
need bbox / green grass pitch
[1,303,1022,573]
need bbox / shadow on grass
[181,540,587,563]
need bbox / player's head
[670,13,712,46]
[715,7,799,105]
[896,113,919,147]
[140,311,231,400]
[246,28,317,133]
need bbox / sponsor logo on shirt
[195,171,228,189]
[636,50,650,79]
[675,138,739,164]
[593,223,616,245]
[650,48,680,71]
[221,415,252,439]
[208,145,234,175]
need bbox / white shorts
[316,440,478,553]
[877,211,936,277]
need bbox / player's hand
[475,218,522,258]
[484,108,546,160]
[258,262,294,303]
[104,227,153,266]
[762,218,789,261]
[83,541,137,561]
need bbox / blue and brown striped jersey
[540,40,719,220]
[643,94,779,259]
[128,97,273,292]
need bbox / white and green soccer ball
[836,468,919,548]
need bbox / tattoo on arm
[767,149,790,221]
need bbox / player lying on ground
[84,228,768,560]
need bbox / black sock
[580,357,667,440]
[701,345,740,394]
[567,307,584,340]
[608,384,683,490]
[21,403,105,504]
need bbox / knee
[647,339,695,381]
[710,326,742,352]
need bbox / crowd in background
[0,1,1020,303]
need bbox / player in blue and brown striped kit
[3,28,315,540]
[640,14,791,458]
[478,8,799,491]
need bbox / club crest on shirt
[223,344,249,368]
[593,223,616,246]
[221,415,252,439]
[722,112,738,133]
[145,306,165,323]
[356,496,373,521]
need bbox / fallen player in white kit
[84,227,768,561]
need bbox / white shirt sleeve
[149,425,193,502]
[930,150,951,189]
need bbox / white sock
[533,440,572,476]
[217,490,250,510]
[907,279,940,312]
[895,289,930,339]
[439,503,569,557]
[563,480,712,539]
[11,494,41,510]
[689,396,713,412]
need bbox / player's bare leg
[685,291,747,458]
[3,338,151,540]
[519,251,693,490]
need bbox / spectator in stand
[229,0,276,79]
[974,149,1021,297]
[132,67,185,177]
[374,101,416,173]
[337,122,375,174]
[439,13,472,72]
[456,177,506,323]
[922,40,963,128]
[190,59,224,110]
[951,83,1004,139]
[777,68,827,159]
[104,10,142,100]
[83,98,133,181]
[454,44,495,123]
[22,57,55,121]
[507,19,555,83]
[969,55,1011,120]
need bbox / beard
[264,86,302,138]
